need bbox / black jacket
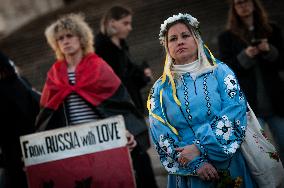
[95,32,150,114]
[218,23,284,117]
[0,51,39,188]
[0,77,39,188]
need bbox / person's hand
[257,39,270,52]
[197,162,219,181]
[245,46,260,58]
[176,144,201,165]
[126,130,136,151]
[144,68,153,80]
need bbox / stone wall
[0,0,283,93]
[0,0,63,36]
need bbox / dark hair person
[95,6,157,188]
[218,0,284,164]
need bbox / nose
[177,37,184,45]
[128,24,132,32]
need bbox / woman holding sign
[35,13,149,187]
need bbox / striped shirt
[66,72,98,125]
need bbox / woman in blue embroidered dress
[147,13,256,187]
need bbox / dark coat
[218,23,284,117]
[88,40,157,187]
[95,32,150,114]
[0,77,39,188]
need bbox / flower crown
[159,13,200,42]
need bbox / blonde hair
[45,13,94,60]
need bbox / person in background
[95,6,157,188]
[148,13,256,187]
[95,5,152,115]
[0,51,39,188]
[218,0,284,164]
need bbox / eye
[182,33,191,39]
[123,22,130,26]
[168,37,177,42]
[66,33,73,38]
[57,36,64,41]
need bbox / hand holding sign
[126,130,136,151]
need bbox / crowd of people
[0,0,284,188]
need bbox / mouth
[176,48,187,54]
[63,46,71,51]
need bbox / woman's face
[234,0,254,18]
[110,15,132,39]
[167,23,198,65]
[56,31,82,57]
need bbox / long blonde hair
[45,13,94,60]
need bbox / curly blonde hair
[45,13,94,60]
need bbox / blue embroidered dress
[148,62,256,187]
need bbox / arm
[148,81,208,175]
[193,64,247,162]
[262,23,284,70]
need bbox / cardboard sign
[20,115,136,188]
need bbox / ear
[109,19,116,27]
[106,19,117,36]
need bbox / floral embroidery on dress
[223,141,239,154]
[224,74,238,98]
[155,134,207,174]
[211,116,245,154]
[150,97,156,110]
[162,158,180,173]
[149,87,156,110]
[239,90,245,101]
[156,134,180,173]
[216,115,233,141]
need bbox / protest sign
[20,115,135,188]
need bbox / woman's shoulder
[214,61,235,77]
[152,76,163,87]
[150,77,164,95]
